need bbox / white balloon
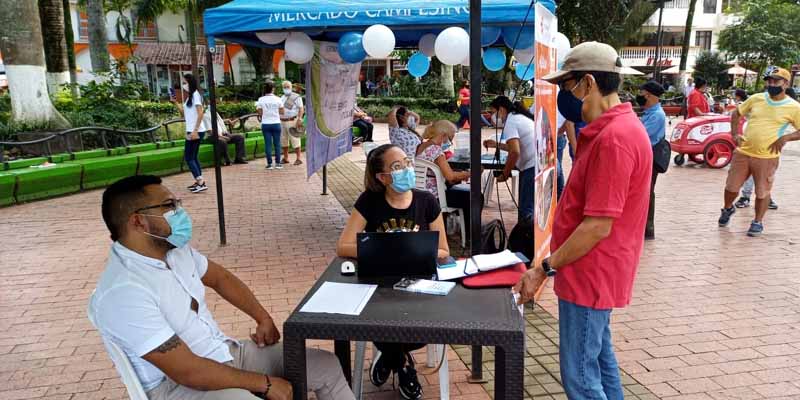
[435,27,469,66]
[285,32,314,64]
[553,32,571,64]
[256,31,288,45]
[363,24,396,58]
[419,33,437,58]
[514,47,534,65]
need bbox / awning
[203,0,538,48]
[661,65,693,74]
[134,42,225,66]
[727,65,757,76]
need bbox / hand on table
[512,265,547,305]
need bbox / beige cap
[764,66,791,82]
[542,41,643,83]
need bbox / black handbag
[653,137,671,174]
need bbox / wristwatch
[541,257,556,277]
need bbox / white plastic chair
[87,292,149,400]
[352,342,449,400]
[413,158,466,247]
[482,170,519,207]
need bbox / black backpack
[508,216,534,265]
[480,219,507,254]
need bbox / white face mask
[283,87,292,94]
[181,83,189,92]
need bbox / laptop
[356,231,438,284]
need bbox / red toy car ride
[669,115,745,169]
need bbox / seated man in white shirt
[90,175,354,400]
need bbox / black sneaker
[769,199,778,210]
[734,197,750,208]
[187,182,199,189]
[191,183,208,193]
[397,353,422,400]
[369,350,391,387]
[233,159,248,164]
[718,206,736,227]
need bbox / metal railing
[620,46,701,61]
[0,112,261,163]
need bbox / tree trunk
[440,64,454,97]
[39,0,70,94]
[677,0,698,91]
[243,47,275,81]
[185,0,199,79]
[0,0,70,128]
[62,0,79,97]
[86,0,110,73]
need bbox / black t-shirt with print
[354,189,441,233]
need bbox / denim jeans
[741,176,755,198]
[184,131,205,179]
[261,123,282,165]
[556,134,567,200]
[559,299,623,400]
[456,105,470,128]
[518,167,535,221]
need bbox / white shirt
[89,243,235,392]
[256,94,283,124]
[183,91,207,133]
[502,113,535,171]
[280,92,304,119]
[684,84,694,97]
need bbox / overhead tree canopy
[717,0,800,68]
[556,0,657,49]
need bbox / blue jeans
[518,167,535,221]
[559,299,623,400]
[184,131,205,179]
[556,134,567,200]
[456,105,470,128]
[262,123,282,165]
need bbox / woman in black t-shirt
[336,144,448,400]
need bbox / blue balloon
[481,26,502,47]
[483,48,507,72]
[515,63,534,80]
[338,32,367,64]
[503,25,534,50]
[407,52,430,78]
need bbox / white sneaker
[275,164,284,170]
[191,183,208,193]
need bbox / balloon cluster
[255,21,573,81]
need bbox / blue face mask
[557,88,584,124]
[143,207,193,248]
[390,167,416,193]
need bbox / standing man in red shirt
[687,77,712,118]
[456,80,471,129]
[514,42,652,400]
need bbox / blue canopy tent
[201,0,547,390]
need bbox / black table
[447,154,507,171]
[283,258,526,400]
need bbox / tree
[0,0,70,128]
[693,51,731,91]
[63,0,80,98]
[557,0,658,49]
[86,0,111,72]
[717,0,800,87]
[677,0,698,91]
[39,0,71,94]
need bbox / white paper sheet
[471,250,524,271]
[299,282,377,315]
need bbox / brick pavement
[2,122,800,400]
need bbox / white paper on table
[471,250,524,271]
[299,282,377,315]
[436,259,474,281]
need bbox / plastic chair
[352,342,449,400]
[413,159,466,247]
[482,170,519,207]
[87,292,150,400]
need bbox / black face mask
[767,86,784,97]
[635,95,647,107]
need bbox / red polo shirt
[687,89,709,118]
[552,102,652,310]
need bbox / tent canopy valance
[203,0,537,47]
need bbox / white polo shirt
[89,242,235,391]
[280,92,304,119]
[503,113,535,172]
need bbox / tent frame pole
[206,45,228,246]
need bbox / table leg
[495,345,524,400]
[334,340,352,386]
[469,345,486,383]
[284,336,308,400]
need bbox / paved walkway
[2,123,800,400]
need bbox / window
[136,19,157,40]
[238,58,256,83]
[703,0,717,13]
[695,31,712,51]
[79,12,89,39]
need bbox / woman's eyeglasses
[386,157,414,173]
